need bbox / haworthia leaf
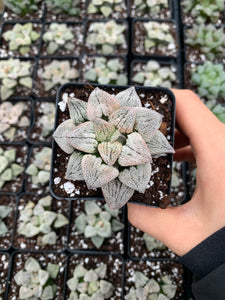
[162,284,177,299]
[148,278,160,293]
[95,264,107,279]
[118,163,151,193]
[68,97,87,125]
[93,118,115,142]
[67,121,98,154]
[115,86,142,107]
[111,219,124,232]
[53,119,76,154]
[118,133,152,166]
[146,130,174,155]
[81,155,119,189]
[85,200,101,215]
[109,106,135,134]
[101,179,134,210]
[91,235,104,249]
[98,141,122,166]
[65,151,84,181]
[134,271,149,288]
[134,107,163,142]
[84,269,98,282]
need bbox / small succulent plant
[0,205,12,236]
[38,60,79,92]
[53,87,174,209]
[86,20,127,55]
[0,147,24,189]
[75,200,124,248]
[144,21,175,52]
[191,61,225,101]
[185,24,225,61]
[207,102,225,124]
[25,147,52,186]
[14,257,59,300]
[44,0,81,16]
[0,101,29,141]
[67,263,114,299]
[42,23,74,55]
[87,0,124,17]
[132,60,177,88]
[143,233,166,252]
[133,0,168,17]
[3,0,41,16]
[38,102,56,138]
[2,23,40,56]
[83,57,127,85]
[125,272,177,300]
[0,58,32,101]
[182,0,224,24]
[17,195,68,245]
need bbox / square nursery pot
[2,2,44,21]
[50,83,175,210]
[0,252,10,299]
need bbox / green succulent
[0,58,32,101]
[0,147,24,189]
[25,147,52,186]
[185,24,225,61]
[3,0,41,16]
[42,23,74,55]
[87,0,124,17]
[14,257,59,300]
[83,56,127,85]
[38,60,79,92]
[2,23,40,56]
[38,102,56,138]
[0,205,13,236]
[133,0,168,17]
[207,102,225,124]
[191,61,225,101]
[144,21,175,52]
[67,263,114,299]
[125,273,177,300]
[143,233,166,252]
[86,20,127,55]
[17,195,68,245]
[182,0,224,24]
[75,200,124,249]
[132,60,176,88]
[44,0,80,16]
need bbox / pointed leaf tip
[65,151,84,181]
[68,97,87,125]
[115,86,142,107]
[98,141,122,166]
[109,107,135,134]
[53,119,76,154]
[147,130,174,155]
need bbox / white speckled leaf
[134,107,163,142]
[65,151,84,181]
[98,142,122,166]
[135,271,149,288]
[67,121,98,154]
[68,97,87,125]
[53,119,76,154]
[162,284,177,299]
[109,107,135,134]
[118,132,152,166]
[81,155,119,189]
[87,87,120,120]
[147,130,174,155]
[93,118,115,142]
[101,179,134,209]
[118,163,151,193]
[115,86,142,107]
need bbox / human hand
[128,89,225,256]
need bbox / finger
[174,146,196,163]
[174,129,190,150]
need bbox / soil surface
[0,253,10,299]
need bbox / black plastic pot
[0,251,11,300]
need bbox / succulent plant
[44,0,81,16]
[17,195,68,245]
[132,60,176,88]
[87,0,124,17]
[2,23,40,56]
[182,0,224,24]
[143,233,166,252]
[0,58,32,101]
[38,60,79,92]
[0,147,24,189]
[53,87,174,209]
[86,20,127,55]
[38,102,56,138]
[75,200,124,248]
[185,24,225,61]
[144,21,175,52]
[42,23,74,55]
[67,263,114,299]
[0,101,30,141]
[0,205,12,236]
[25,147,52,186]
[125,272,177,300]
[206,102,225,124]
[14,257,59,300]
[133,0,168,17]
[3,0,41,16]
[191,61,225,101]
[83,57,127,85]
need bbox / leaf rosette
[53,87,174,209]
